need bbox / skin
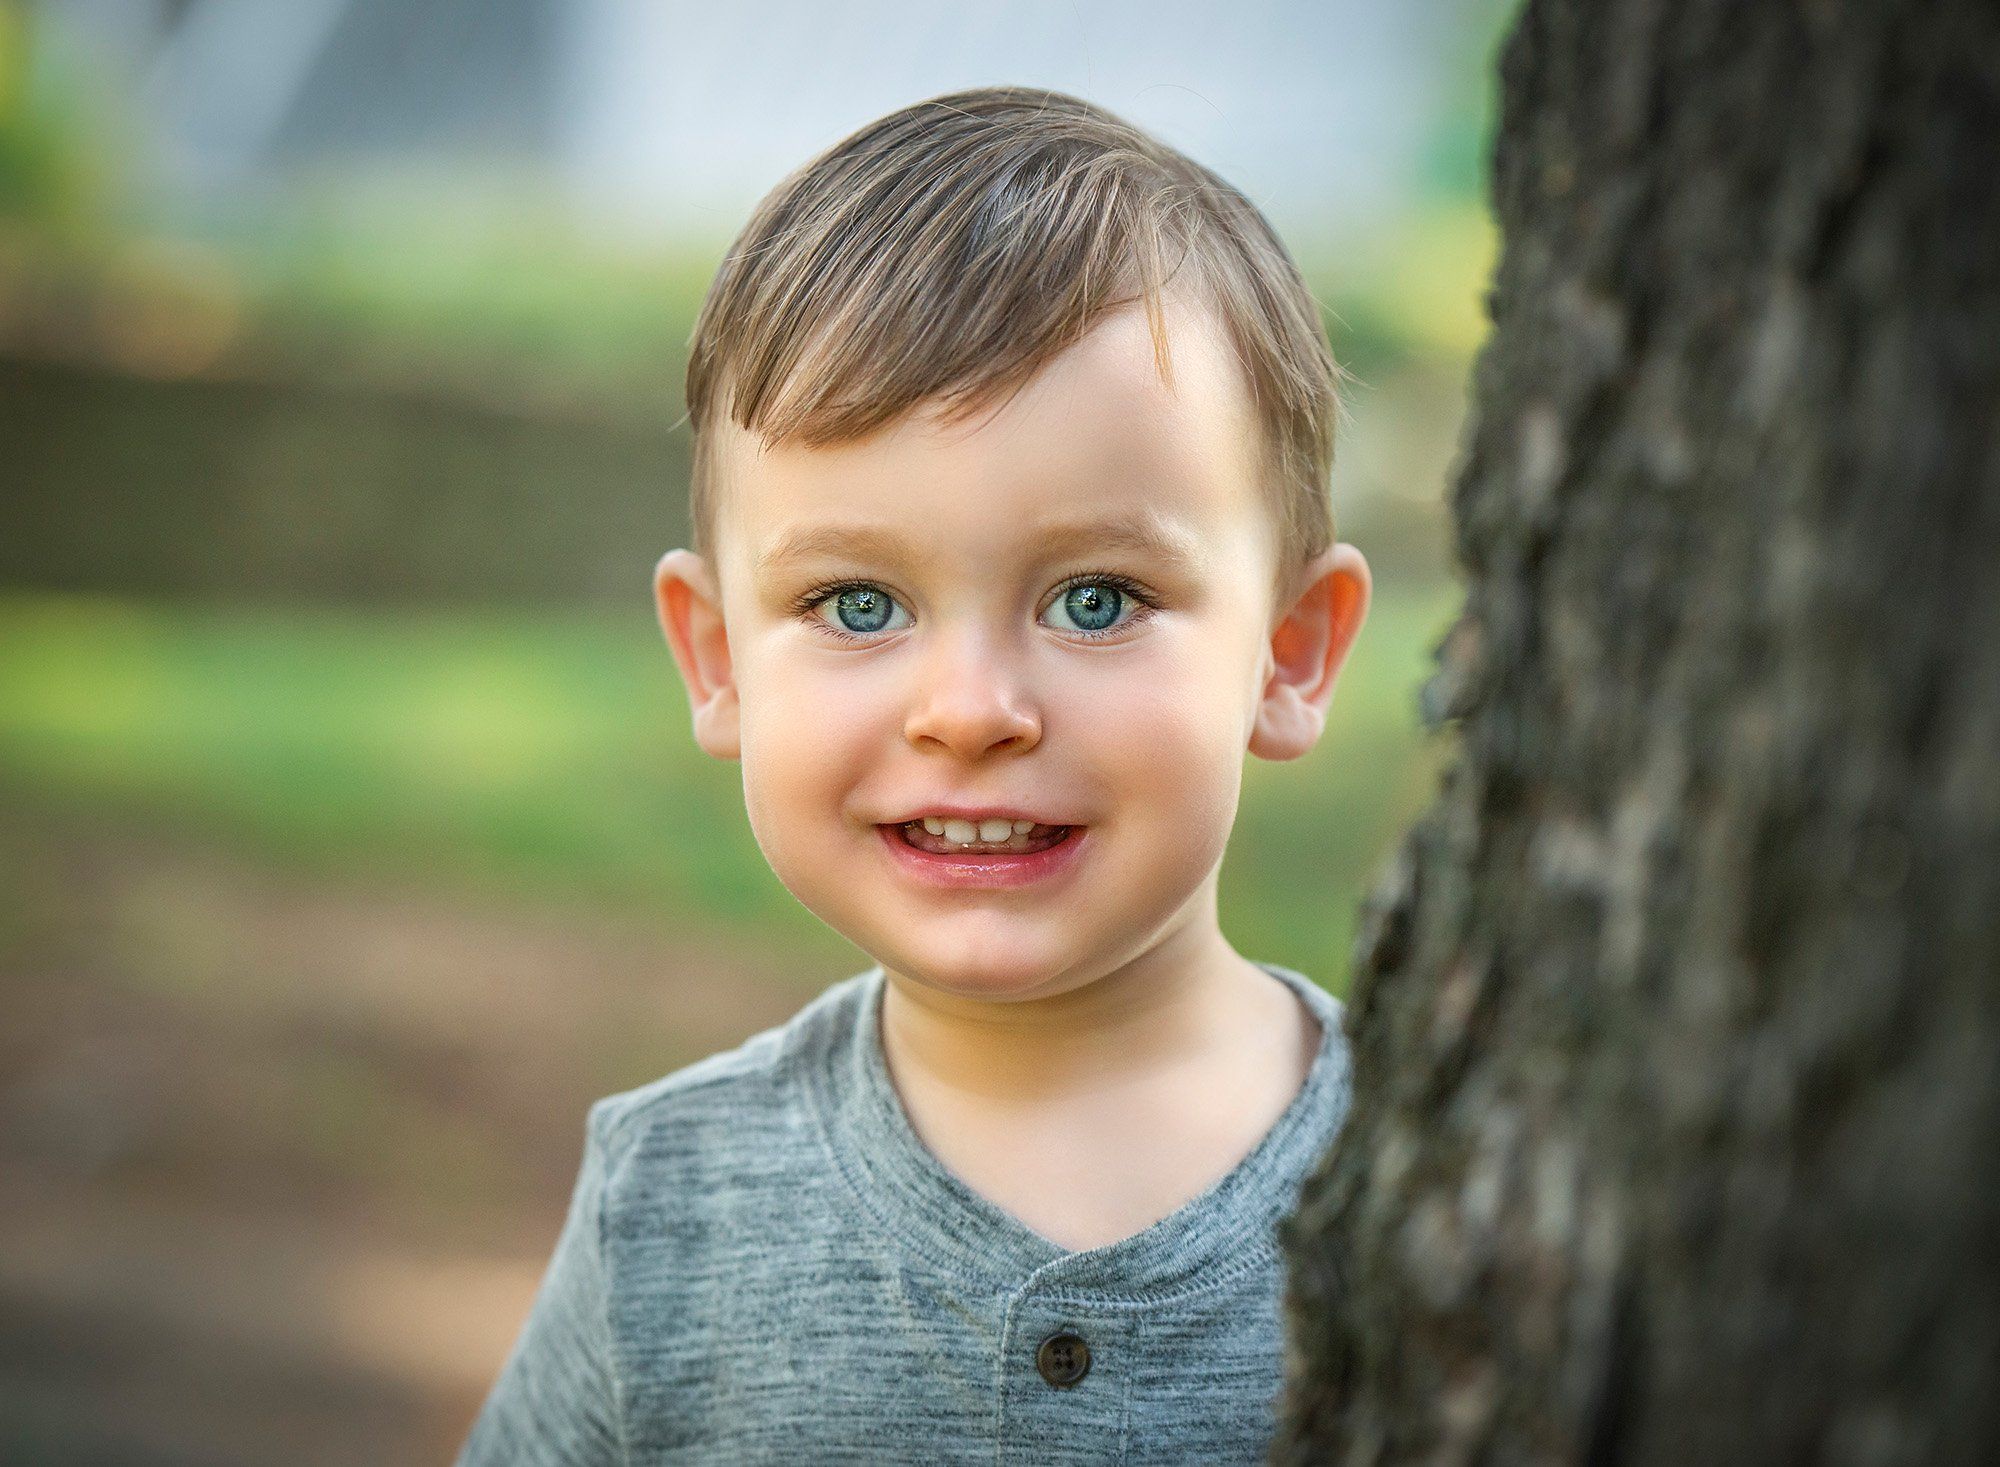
[654,291,1370,1249]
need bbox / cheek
[1065,635,1251,830]
[732,615,1258,879]
[734,648,896,856]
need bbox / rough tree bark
[1274,1,1998,1463]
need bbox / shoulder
[1253,959,1348,1048]
[581,967,873,1192]
[1251,958,1355,1117]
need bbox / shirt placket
[993,1292,1137,1466]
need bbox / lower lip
[876,823,1090,889]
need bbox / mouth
[874,821,1088,889]
[890,819,1073,855]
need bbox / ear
[1249,543,1371,762]
[653,549,741,761]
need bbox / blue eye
[1043,581,1131,636]
[798,572,1153,643]
[809,584,911,639]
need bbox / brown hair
[682,84,1349,601]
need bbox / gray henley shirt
[455,959,1351,1465]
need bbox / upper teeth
[921,816,1036,842]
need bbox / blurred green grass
[0,581,1461,990]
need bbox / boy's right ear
[653,549,741,761]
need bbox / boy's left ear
[1249,543,1371,762]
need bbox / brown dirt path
[0,803,839,1464]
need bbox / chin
[876,930,1081,1000]
[780,867,1098,998]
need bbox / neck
[876,907,1275,1112]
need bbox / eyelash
[791,569,1160,645]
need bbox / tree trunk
[1273,1,1999,1463]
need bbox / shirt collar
[802,959,1351,1303]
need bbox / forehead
[709,294,1269,579]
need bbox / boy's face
[655,293,1368,1002]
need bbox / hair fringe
[684,85,1343,583]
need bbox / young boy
[458,84,1370,1464]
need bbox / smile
[875,822,1088,889]
[898,818,1069,855]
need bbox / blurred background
[0,0,1509,1460]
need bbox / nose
[902,622,1042,759]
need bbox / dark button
[1036,1331,1091,1388]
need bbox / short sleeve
[455,1102,626,1466]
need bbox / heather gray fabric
[455,960,1351,1465]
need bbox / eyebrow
[756,514,1206,579]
